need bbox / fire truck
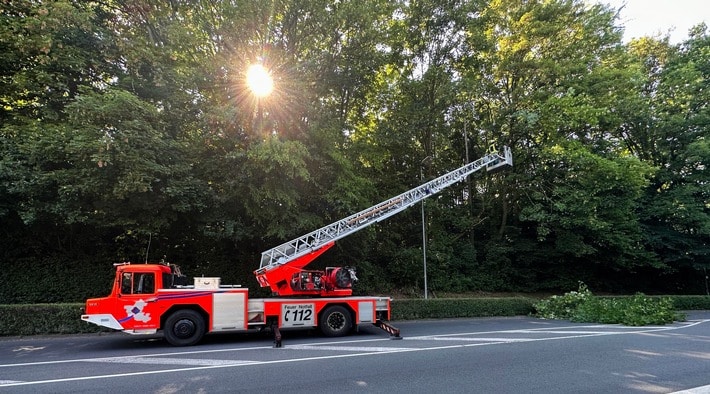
[81,146,512,346]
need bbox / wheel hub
[327,313,345,330]
[174,319,196,338]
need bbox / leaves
[535,283,684,326]
[1,0,709,303]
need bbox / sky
[601,0,709,43]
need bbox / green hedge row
[390,297,536,320]
[668,296,710,310]
[0,304,106,336]
[1,296,709,337]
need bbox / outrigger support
[272,323,282,348]
[374,321,403,340]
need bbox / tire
[164,309,206,346]
[319,305,352,337]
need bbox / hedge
[669,295,710,310]
[0,304,104,336]
[1,295,709,337]
[390,297,536,320]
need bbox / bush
[533,282,593,320]
[573,297,625,324]
[0,304,105,336]
[617,294,680,326]
[534,284,685,326]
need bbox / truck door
[117,271,160,330]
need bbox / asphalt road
[1,312,710,393]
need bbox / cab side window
[121,273,132,294]
[162,272,174,289]
[120,273,155,295]
[135,273,154,294]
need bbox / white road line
[515,330,633,335]
[1,319,708,388]
[5,322,700,369]
[0,331,674,389]
[409,321,706,339]
[0,349,422,387]
[407,337,532,342]
[0,344,276,368]
[670,384,710,394]
[91,357,259,366]
[286,345,415,352]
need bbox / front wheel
[319,305,352,337]
[164,309,206,346]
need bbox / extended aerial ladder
[254,145,513,296]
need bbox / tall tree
[450,0,658,290]
[625,26,710,290]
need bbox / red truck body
[82,263,392,346]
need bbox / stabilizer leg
[272,324,282,348]
[374,321,403,340]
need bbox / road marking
[670,384,710,394]
[408,336,532,342]
[1,319,708,388]
[0,350,424,387]
[5,322,690,369]
[406,320,709,343]
[12,346,46,352]
[0,344,276,368]
[514,330,632,334]
[412,323,692,338]
[286,345,415,352]
[91,357,259,366]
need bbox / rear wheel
[164,309,205,346]
[319,305,352,337]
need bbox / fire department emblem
[124,300,151,322]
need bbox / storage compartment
[247,300,265,324]
[194,277,221,289]
[212,292,247,331]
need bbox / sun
[246,64,274,98]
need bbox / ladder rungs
[259,147,512,269]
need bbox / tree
[519,141,655,289]
[2,0,708,302]
[627,26,710,291]
[447,0,654,290]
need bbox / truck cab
[82,263,250,346]
[83,264,173,332]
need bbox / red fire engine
[81,146,512,346]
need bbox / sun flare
[246,64,274,98]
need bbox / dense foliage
[534,283,684,325]
[1,0,708,303]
